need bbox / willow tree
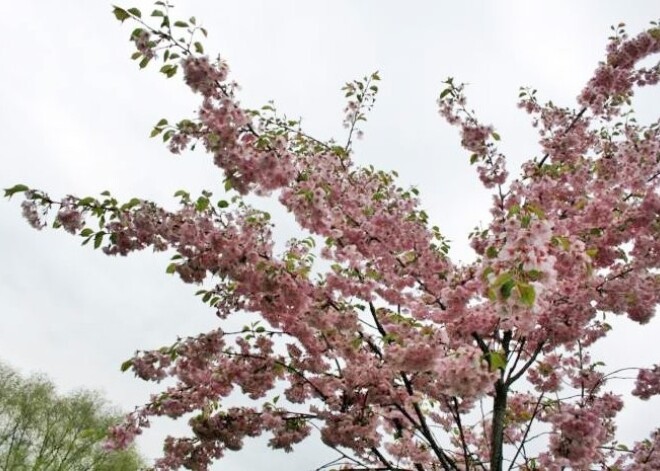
[0,362,144,470]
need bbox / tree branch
[537,107,588,167]
[506,341,546,386]
[507,394,545,471]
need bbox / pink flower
[21,199,43,230]
[632,365,660,400]
[56,207,83,234]
[183,56,228,98]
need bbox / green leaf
[486,287,497,301]
[4,183,29,198]
[157,118,168,126]
[121,197,141,210]
[217,200,229,208]
[517,282,536,307]
[173,21,189,27]
[500,279,515,299]
[78,196,96,206]
[79,228,94,237]
[486,246,498,259]
[491,271,512,288]
[488,351,507,371]
[151,9,164,17]
[150,127,163,138]
[508,204,520,216]
[166,263,177,274]
[139,56,151,69]
[439,88,452,99]
[93,232,104,249]
[491,131,501,141]
[194,41,204,54]
[120,359,133,372]
[551,235,570,250]
[112,6,130,22]
[521,214,531,228]
[526,269,542,281]
[525,203,545,219]
[127,7,141,18]
[165,65,178,78]
[130,27,144,39]
[195,196,209,212]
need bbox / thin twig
[507,394,545,471]
[506,341,546,386]
[537,107,588,167]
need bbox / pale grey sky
[1,1,659,469]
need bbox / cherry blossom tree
[5,3,660,470]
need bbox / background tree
[4,2,660,470]
[0,362,144,471]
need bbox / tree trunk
[490,379,508,471]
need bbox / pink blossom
[21,199,43,230]
[56,206,83,233]
[632,365,660,400]
[182,56,228,98]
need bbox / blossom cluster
[7,7,660,471]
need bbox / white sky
[1,1,659,469]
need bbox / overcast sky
[1,1,659,469]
